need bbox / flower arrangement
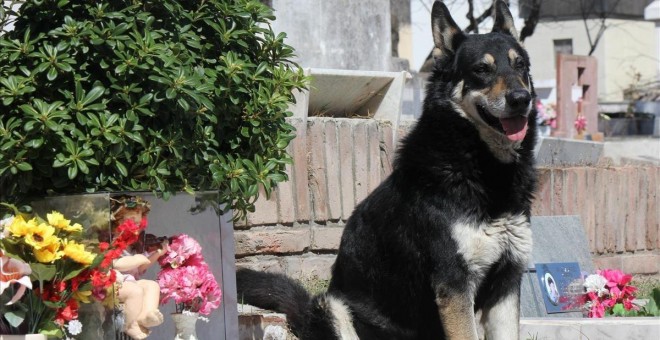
[572,269,638,318]
[536,101,557,128]
[574,115,587,135]
[0,203,145,337]
[158,234,222,317]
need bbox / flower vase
[0,335,47,340]
[171,312,198,340]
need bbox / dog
[237,1,537,339]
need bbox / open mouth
[476,104,529,141]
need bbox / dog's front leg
[435,291,479,340]
[480,290,520,340]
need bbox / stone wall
[234,118,660,279]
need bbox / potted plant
[0,0,308,219]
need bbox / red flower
[55,298,79,325]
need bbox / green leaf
[47,67,58,81]
[116,161,128,177]
[30,263,57,281]
[16,162,32,171]
[4,310,26,327]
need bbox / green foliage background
[0,0,307,218]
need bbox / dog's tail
[236,268,311,336]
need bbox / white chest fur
[450,214,533,296]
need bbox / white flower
[584,274,608,297]
[66,319,83,335]
[0,216,13,239]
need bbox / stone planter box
[31,192,237,340]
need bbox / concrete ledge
[520,317,660,340]
[238,304,294,340]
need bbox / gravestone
[521,215,595,318]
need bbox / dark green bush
[0,0,307,218]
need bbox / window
[553,39,573,56]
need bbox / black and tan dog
[237,1,537,339]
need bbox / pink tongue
[499,117,528,141]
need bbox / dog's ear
[431,1,463,60]
[492,0,519,41]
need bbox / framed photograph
[534,262,583,314]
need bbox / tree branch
[464,3,493,33]
[519,0,542,42]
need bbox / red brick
[623,167,637,252]
[379,122,394,178]
[290,118,310,222]
[311,226,344,251]
[247,185,279,226]
[324,120,342,220]
[621,253,660,275]
[277,162,295,224]
[367,121,382,193]
[647,166,659,250]
[593,255,622,271]
[563,168,578,216]
[584,167,597,253]
[593,168,607,254]
[308,119,328,221]
[353,121,369,205]
[283,255,336,281]
[634,167,649,251]
[551,168,566,215]
[532,167,552,216]
[338,120,355,220]
[234,227,311,256]
[235,257,285,273]
[614,168,626,253]
[605,168,619,253]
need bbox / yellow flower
[24,223,57,250]
[47,211,82,232]
[62,240,96,265]
[73,289,92,303]
[34,238,64,263]
[6,216,37,237]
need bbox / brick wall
[235,118,660,278]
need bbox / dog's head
[431,1,534,145]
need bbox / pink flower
[0,251,33,305]
[157,234,222,315]
[574,115,587,133]
[159,234,202,268]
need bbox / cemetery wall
[234,120,660,279]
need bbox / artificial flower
[158,234,222,316]
[0,252,33,305]
[63,239,96,265]
[24,222,57,250]
[47,211,82,232]
[66,319,83,335]
[583,274,608,297]
[33,237,64,263]
[6,215,35,237]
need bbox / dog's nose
[506,90,531,110]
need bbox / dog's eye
[514,58,526,71]
[473,64,491,74]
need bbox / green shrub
[0,0,307,218]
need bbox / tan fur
[436,293,479,340]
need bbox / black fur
[237,1,537,339]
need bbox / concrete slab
[534,137,604,166]
[522,216,595,318]
[520,317,660,340]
